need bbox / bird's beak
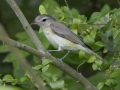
[31,21,37,25]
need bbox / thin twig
[64,0,73,18]
[0,35,98,90]
[0,24,48,90]
[6,0,44,51]
[117,0,120,6]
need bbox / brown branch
[0,35,98,90]
[6,0,44,51]
[0,24,48,90]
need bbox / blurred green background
[0,0,120,90]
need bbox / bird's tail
[86,48,105,62]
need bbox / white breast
[42,27,59,48]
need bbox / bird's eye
[42,19,46,22]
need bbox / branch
[6,0,44,51]
[0,24,48,90]
[0,35,98,90]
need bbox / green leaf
[102,62,110,71]
[90,31,96,39]
[15,32,29,40]
[20,76,30,83]
[87,55,96,63]
[92,63,98,70]
[39,28,43,33]
[110,70,120,78]
[52,74,58,81]
[32,65,42,70]
[0,45,9,53]
[101,4,111,14]
[42,65,49,72]
[71,29,77,34]
[2,75,17,84]
[42,59,52,66]
[79,51,85,59]
[95,41,104,47]
[50,80,64,89]
[89,12,102,21]
[97,82,104,90]
[73,18,80,28]
[71,8,79,17]
[3,53,15,63]
[105,78,117,87]
[103,47,108,53]
[11,79,18,85]
[95,60,103,66]
[83,35,95,46]
[39,5,47,14]
[42,0,59,15]
[113,28,120,51]
[59,16,64,21]
[0,86,21,90]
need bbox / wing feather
[50,22,88,48]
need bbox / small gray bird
[31,14,104,65]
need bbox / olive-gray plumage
[32,14,104,63]
[50,22,86,46]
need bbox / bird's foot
[58,58,64,66]
[46,50,51,55]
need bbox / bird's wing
[50,22,88,48]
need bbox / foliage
[1,0,120,90]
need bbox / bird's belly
[42,27,81,50]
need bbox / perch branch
[0,35,98,90]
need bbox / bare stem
[117,0,120,6]
[64,0,73,18]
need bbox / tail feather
[86,48,105,62]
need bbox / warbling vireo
[31,14,105,65]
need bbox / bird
[31,14,105,65]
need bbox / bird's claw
[58,58,64,66]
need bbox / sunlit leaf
[95,41,104,47]
[97,82,104,90]
[20,76,30,83]
[2,75,17,85]
[42,59,52,66]
[32,65,42,70]
[0,86,21,90]
[79,51,85,59]
[39,5,47,14]
[50,80,64,89]
[95,59,103,66]
[42,65,49,72]
[92,63,98,70]
[87,55,96,63]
